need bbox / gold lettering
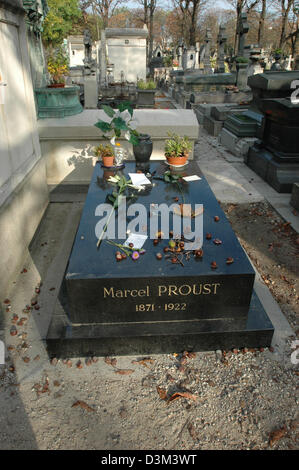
[213,283,220,294]
[178,284,192,296]
[193,284,202,295]
[103,287,114,298]
[131,290,137,297]
[115,290,123,298]
[169,285,178,296]
[203,284,211,294]
[158,285,167,296]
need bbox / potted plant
[164,133,192,167]
[47,48,69,87]
[94,144,115,167]
[235,56,249,71]
[137,79,157,106]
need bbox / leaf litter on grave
[72,400,95,413]
[114,369,134,375]
[131,358,155,368]
[156,386,197,404]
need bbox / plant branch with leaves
[94,102,140,146]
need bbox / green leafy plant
[94,144,114,159]
[47,46,69,84]
[235,56,249,64]
[164,133,192,158]
[94,102,139,146]
[137,79,156,90]
[163,56,173,67]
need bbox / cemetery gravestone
[246,98,299,192]
[216,26,227,74]
[46,162,274,357]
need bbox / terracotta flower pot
[47,83,65,88]
[166,153,189,166]
[102,156,114,167]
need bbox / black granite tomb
[246,98,299,192]
[46,162,274,357]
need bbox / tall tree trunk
[293,24,299,69]
[148,1,156,68]
[189,1,200,46]
[279,0,294,48]
[258,0,266,46]
[234,0,243,55]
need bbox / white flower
[108,176,120,183]
[128,184,145,191]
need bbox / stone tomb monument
[46,162,274,357]
[246,98,299,192]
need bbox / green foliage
[163,55,173,67]
[164,133,192,158]
[137,80,156,90]
[235,56,249,63]
[94,102,139,146]
[94,144,114,159]
[47,45,69,83]
[42,0,82,47]
[163,171,182,183]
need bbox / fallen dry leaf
[114,369,134,375]
[104,357,117,367]
[131,358,155,368]
[269,426,287,447]
[157,386,167,400]
[72,400,95,412]
[168,391,197,403]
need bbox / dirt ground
[0,197,298,450]
[221,201,299,333]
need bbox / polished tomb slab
[46,161,274,356]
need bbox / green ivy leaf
[164,174,170,182]
[118,101,133,116]
[112,117,129,131]
[102,105,115,118]
[95,121,112,133]
[108,195,115,203]
[129,133,140,146]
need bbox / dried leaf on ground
[104,357,117,367]
[157,386,167,400]
[168,391,197,403]
[114,369,134,375]
[269,425,287,447]
[72,400,95,412]
[131,358,155,368]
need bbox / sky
[124,0,232,11]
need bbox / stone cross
[178,41,183,68]
[237,13,249,57]
[216,25,227,73]
[203,28,212,74]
